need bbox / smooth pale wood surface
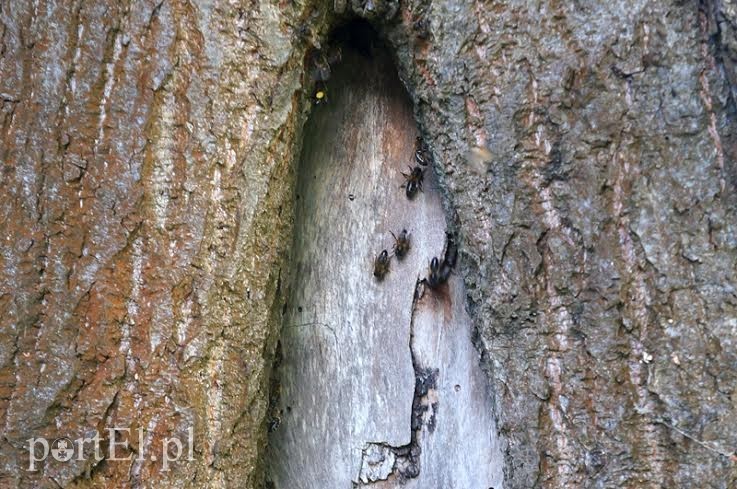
[268,44,503,488]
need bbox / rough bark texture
[2,0,737,488]
[379,0,737,487]
[0,0,323,486]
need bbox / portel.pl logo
[27,427,194,472]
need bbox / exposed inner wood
[267,35,503,488]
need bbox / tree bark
[1,0,737,488]
[382,2,737,487]
[0,0,312,486]
[266,42,504,488]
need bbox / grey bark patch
[267,26,504,489]
[267,42,418,489]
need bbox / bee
[326,46,343,65]
[373,249,391,280]
[296,23,313,44]
[413,16,431,40]
[405,180,419,199]
[401,166,424,199]
[467,145,493,174]
[414,137,431,166]
[425,257,443,289]
[390,229,411,259]
[422,233,458,290]
[268,413,282,433]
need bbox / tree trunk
[1,0,736,488]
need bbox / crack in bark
[355,282,439,486]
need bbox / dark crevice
[354,283,437,486]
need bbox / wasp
[414,137,431,166]
[373,249,391,280]
[390,229,411,259]
[401,166,424,199]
